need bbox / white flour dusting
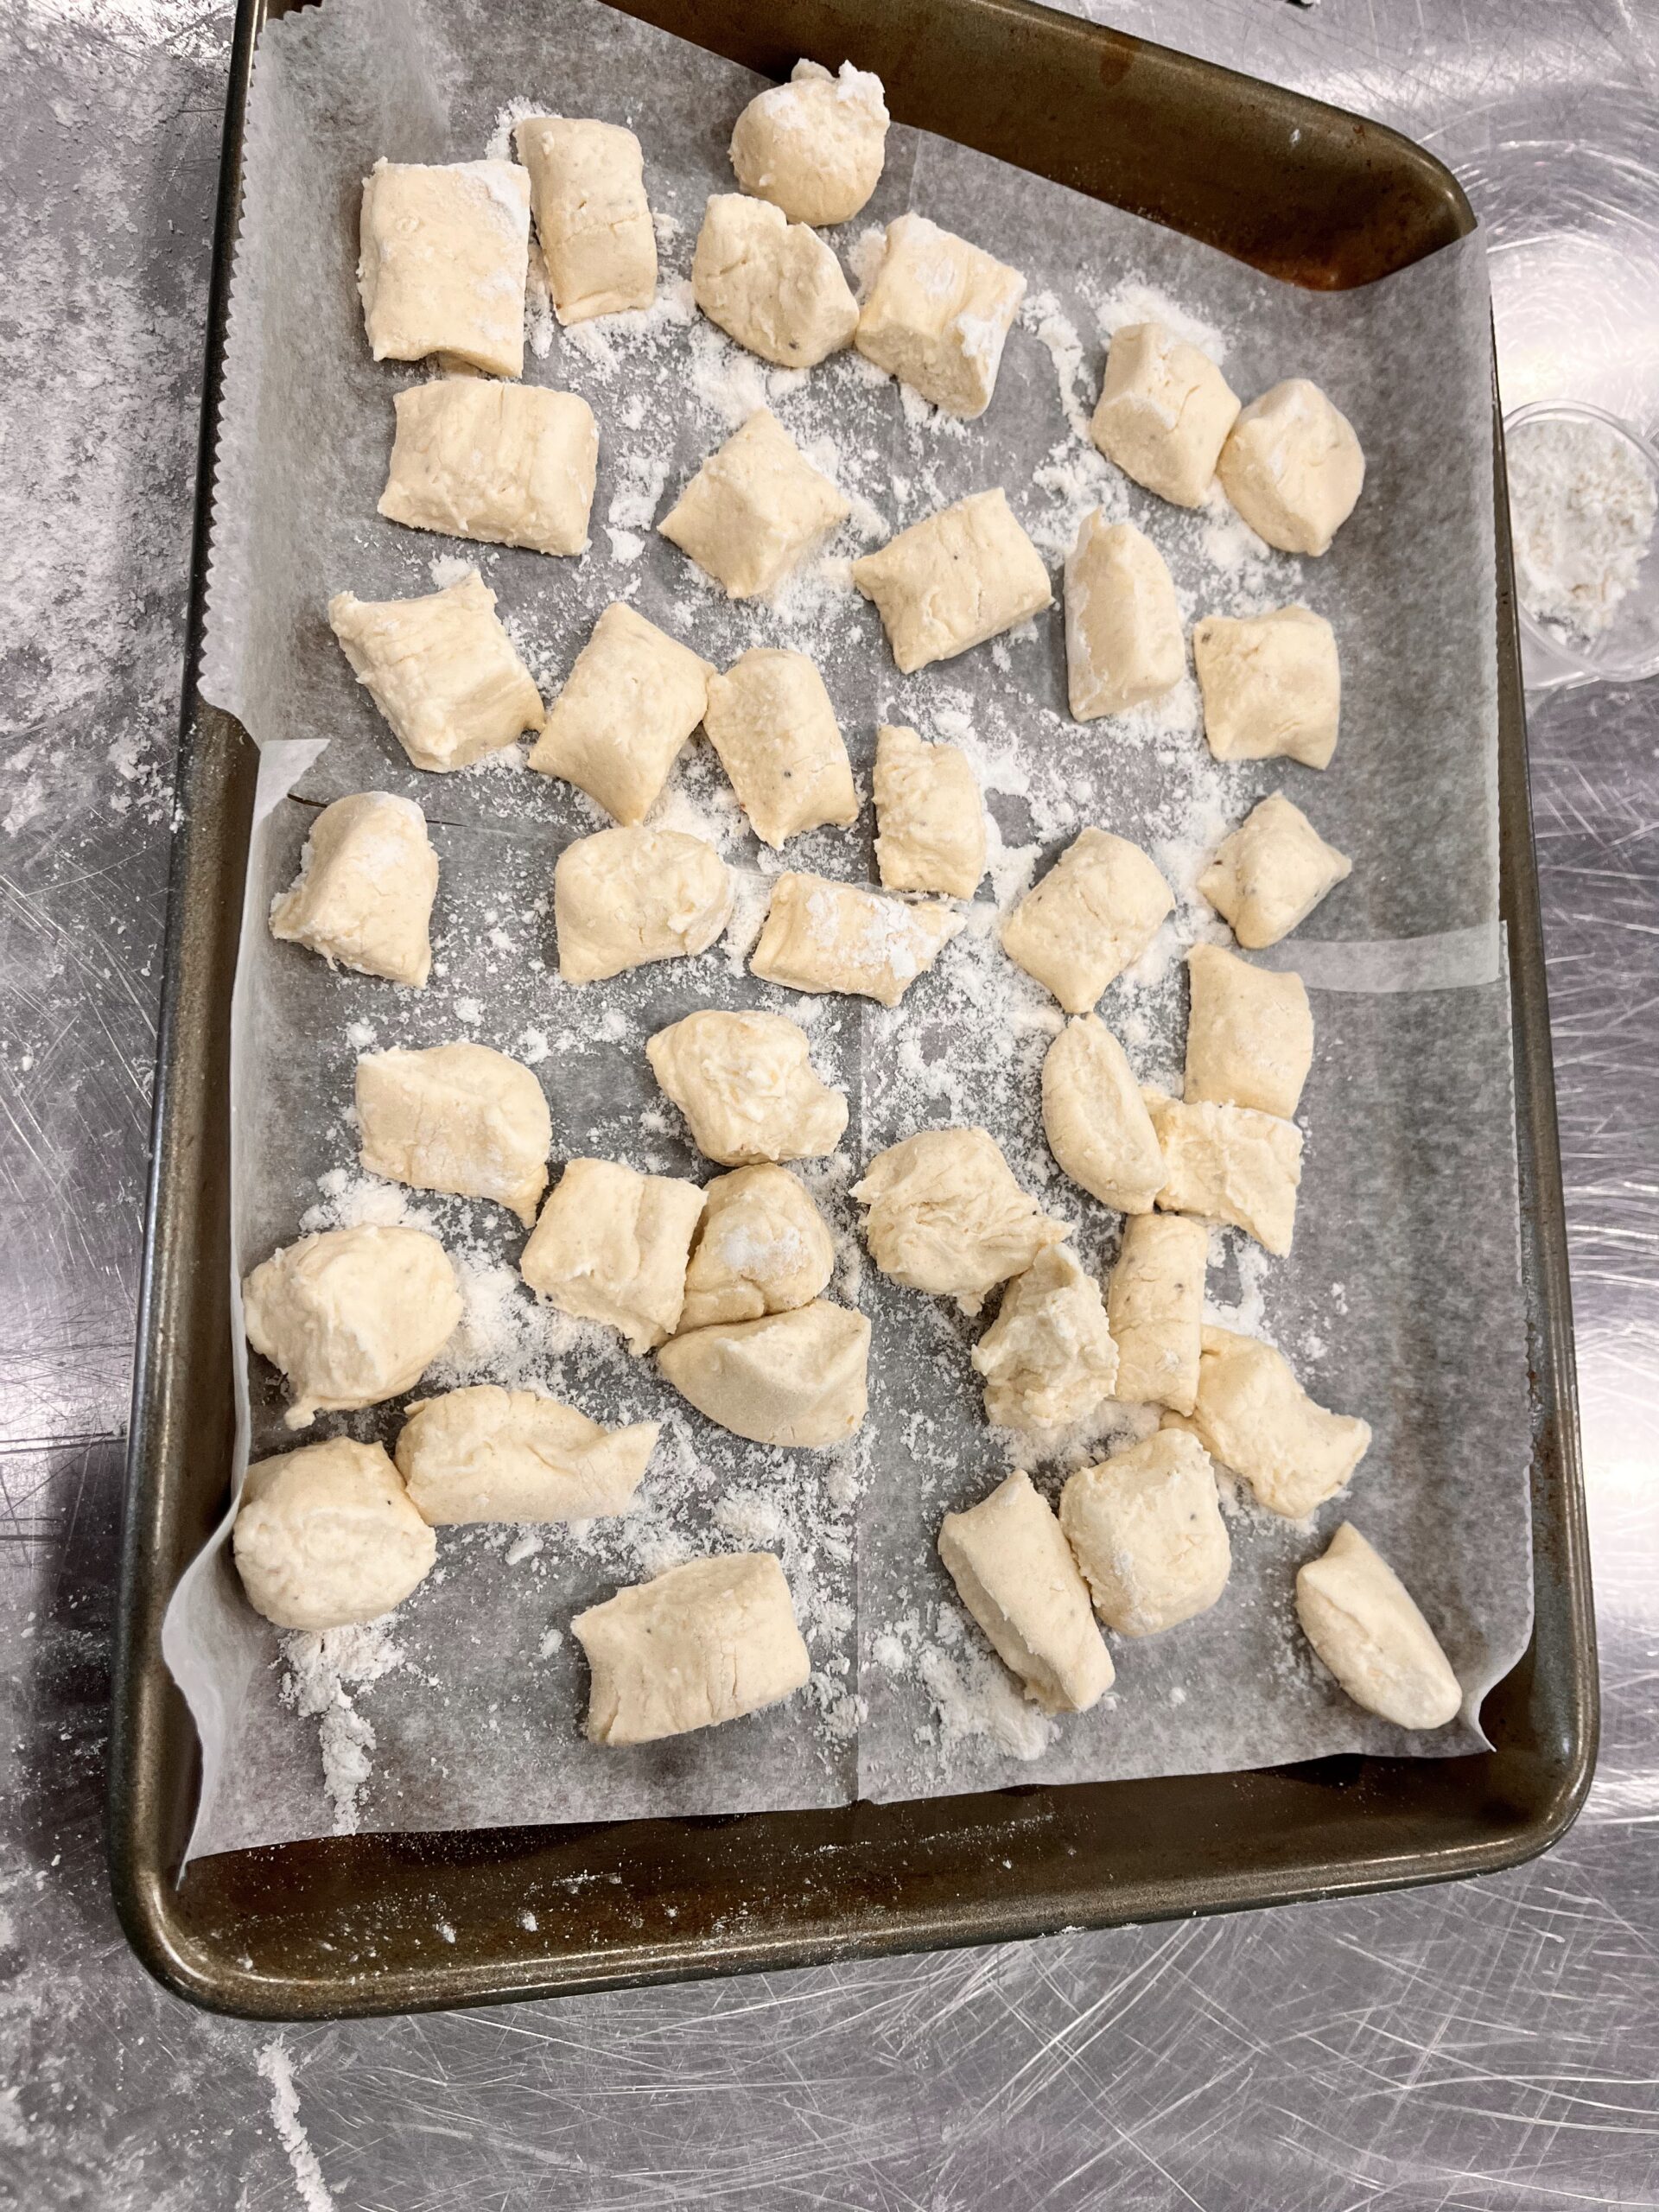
[257,2043,338,2212]
[1507,414,1657,640]
[278,1620,407,1834]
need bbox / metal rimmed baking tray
[109,0,1596,2022]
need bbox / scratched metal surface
[3,0,1656,2202]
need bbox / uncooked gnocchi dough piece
[393,1385,658,1524]
[269,791,438,988]
[1144,1088,1303,1257]
[513,116,656,323]
[702,649,857,847]
[355,1042,551,1227]
[329,570,544,773]
[233,1438,436,1631]
[873,724,986,899]
[658,410,849,600]
[1198,793,1352,950]
[528,602,712,823]
[646,1009,848,1166]
[692,193,858,367]
[379,378,598,557]
[554,825,733,985]
[750,872,963,1007]
[855,213,1026,419]
[243,1224,463,1430]
[520,1159,704,1354]
[1192,606,1340,770]
[658,1300,870,1446]
[678,1165,836,1331]
[1088,321,1241,508]
[1106,1211,1208,1415]
[853,490,1052,673]
[1060,1430,1230,1637]
[1001,828,1174,1013]
[1185,944,1313,1120]
[1296,1522,1461,1729]
[358,157,530,378]
[1173,1325,1370,1519]
[1040,1015,1165,1214]
[729,59,889,226]
[1218,378,1365,556]
[971,1243,1119,1431]
[574,1552,812,1744]
[938,1470,1114,1713]
[854,1126,1065,1311]
[1065,513,1185,721]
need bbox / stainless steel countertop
[3,2,1655,2203]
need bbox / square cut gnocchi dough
[1198,793,1352,949]
[693,193,858,368]
[938,1470,1114,1713]
[1089,321,1241,508]
[658,1300,870,1447]
[645,1008,848,1166]
[678,1165,836,1332]
[528,601,713,823]
[1184,943,1313,1120]
[520,1158,705,1354]
[1064,512,1185,721]
[553,825,733,985]
[1060,1430,1230,1637]
[1218,378,1365,556]
[855,213,1026,419]
[268,791,438,988]
[394,1385,658,1527]
[1144,1087,1303,1257]
[379,378,598,557]
[702,648,857,848]
[328,569,544,773]
[1106,1211,1209,1414]
[355,1041,551,1227]
[750,873,963,1007]
[1192,605,1341,768]
[514,116,656,325]
[1169,1325,1371,1520]
[1040,1014,1166,1213]
[658,410,849,600]
[358,157,530,379]
[853,490,1052,674]
[873,724,986,899]
[1001,827,1173,1013]
[969,1242,1119,1432]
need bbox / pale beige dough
[328,569,544,773]
[1144,1088,1303,1257]
[658,410,849,599]
[1040,1014,1165,1213]
[854,1126,1065,1311]
[519,1158,705,1353]
[379,378,598,556]
[729,59,889,227]
[658,1300,870,1446]
[853,490,1052,673]
[678,1165,836,1331]
[971,1243,1119,1431]
[1106,1211,1208,1415]
[243,1224,462,1430]
[393,1385,658,1524]
[1198,793,1352,950]
[1088,321,1241,508]
[1064,512,1185,721]
[938,1470,1114,1713]
[873,724,986,899]
[855,213,1026,419]
[528,602,712,823]
[692,193,858,367]
[750,872,963,1006]
[555,826,732,985]
[1218,378,1365,556]
[513,116,656,323]
[1185,944,1313,1120]
[574,1553,811,1744]
[646,1009,848,1166]
[1296,1522,1461,1728]
[355,1042,550,1227]
[269,791,437,988]
[702,648,857,847]
[1170,1325,1370,1519]
[358,157,530,378]
[1001,828,1173,1013]
[1193,605,1341,769]
[233,1438,436,1631]
[1060,1430,1230,1637]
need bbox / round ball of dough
[730,60,889,229]
[232,1436,436,1630]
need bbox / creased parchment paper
[172,0,1530,1858]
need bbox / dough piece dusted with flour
[1193,606,1340,770]
[528,602,712,823]
[1296,1523,1461,1729]
[514,116,655,323]
[678,1165,835,1331]
[1145,1089,1303,1257]
[1088,321,1241,508]
[751,873,963,1006]
[243,1224,462,1430]
[646,1010,848,1166]
[393,1386,658,1525]
[1172,1325,1370,1519]
[938,1471,1114,1713]
[854,1127,1065,1310]
[1060,1430,1230,1637]
[1040,1015,1165,1214]
[358,157,530,378]
[658,1301,870,1446]
[853,490,1052,672]
[355,1043,550,1227]
[1065,513,1185,721]
[1218,378,1365,556]
[329,570,544,773]
[729,59,889,226]
[1198,793,1352,949]
[1185,944,1313,1120]
[1106,1211,1208,1415]
[269,792,438,988]
[379,378,598,557]
[233,1439,436,1631]
[554,826,732,985]
[658,410,849,600]
[575,1553,812,1744]
[855,213,1026,419]
[520,1160,703,1353]
[702,649,857,847]
[693,193,858,367]
[971,1243,1119,1431]
[1001,829,1173,1013]
[873,724,986,899]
